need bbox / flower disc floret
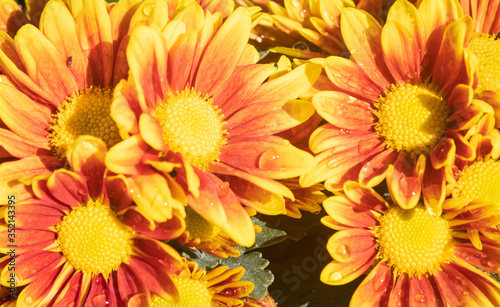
[49,86,121,160]
[152,277,212,307]
[185,207,222,241]
[152,88,227,170]
[374,83,448,156]
[376,205,453,277]
[458,159,500,205]
[56,199,135,276]
[469,32,500,95]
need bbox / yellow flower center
[374,84,448,156]
[152,89,227,170]
[376,205,453,277]
[458,159,500,205]
[151,276,213,307]
[48,86,121,160]
[185,207,222,241]
[469,32,500,95]
[56,199,135,276]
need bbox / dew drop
[329,272,343,281]
[327,160,337,169]
[142,3,155,16]
[30,269,37,275]
[462,291,469,296]
[134,215,143,223]
[413,294,426,303]
[3,2,15,12]
[335,244,351,260]
[373,271,390,292]
[25,297,33,305]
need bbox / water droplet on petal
[414,294,426,303]
[25,297,33,305]
[335,244,351,260]
[142,3,155,16]
[330,272,343,281]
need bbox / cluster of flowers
[0,0,499,305]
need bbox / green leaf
[168,241,274,299]
[221,251,274,300]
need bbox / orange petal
[0,128,50,158]
[430,137,456,169]
[127,24,168,108]
[66,136,107,199]
[40,0,88,89]
[227,99,315,138]
[382,0,425,84]
[320,241,378,286]
[128,171,186,223]
[327,228,377,263]
[215,64,276,117]
[220,136,315,179]
[408,274,441,307]
[422,165,445,216]
[105,135,150,175]
[139,113,166,151]
[67,0,114,87]
[47,169,89,207]
[122,209,185,240]
[0,228,55,253]
[359,146,397,188]
[387,153,424,209]
[229,176,286,215]
[341,7,392,89]
[208,162,294,200]
[13,201,64,229]
[344,181,389,212]
[324,56,383,100]
[0,82,52,141]
[350,261,393,305]
[14,24,79,104]
[323,196,379,228]
[245,62,321,105]
[434,260,500,306]
[0,250,62,286]
[188,170,255,247]
[195,7,251,95]
[313,91,374,129]
[0,155,62,202]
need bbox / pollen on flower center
[152,88,227,170]
[56,199,135,276]
[151,276,212,307]
[185,206,222,241]
[458,159,500,205]
[376,205,453,277]
[48,86,121,160]
[374,83,448,156]
[469,32,500,95]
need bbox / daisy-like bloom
[106,4,321,247]
[460,0,500,128]
[0,0,175,202]
[150,258,254,307]
[301,0,489,214]
[247,0,391,59]
[0,136,186,306]
[321,181,500,306]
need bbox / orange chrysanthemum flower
[0,137,185,306]
[301,0,487,215]
[105,4,321,247]
[150,258,254,307]
[320,181,500,306]
[459,0,500,128]
[0,0,177,202]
